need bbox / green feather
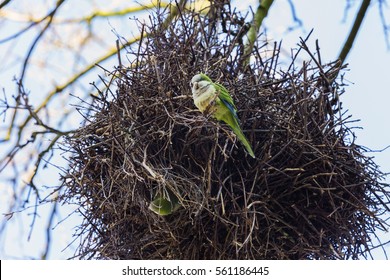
[149,189,181,216]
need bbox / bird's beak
[192,81,200,91]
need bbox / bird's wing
[214,83,235,108]
[214,82,239,120]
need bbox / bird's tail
[230,120,255,158]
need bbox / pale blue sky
[0,0,389,259]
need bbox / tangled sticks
[62,5,389,259]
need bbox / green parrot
[190,73,255,158]
[149,189,181,216]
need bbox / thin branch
[286,0,303,31]
[0,0,11,10]
[243,0,274,66]
[41,199,58,260]
[378,0,390,49]
[76,1,171,24]
[4,0,65,143]
[338,0,371,65]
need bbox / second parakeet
[191,73,255,158]
[149,189,181,216]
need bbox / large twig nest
[61,3,390,259]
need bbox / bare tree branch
[0,0,11,10]
[243,0,274,66]
[338,0,371,64]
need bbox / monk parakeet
[191,73,255,158]
[149,189,181,216]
